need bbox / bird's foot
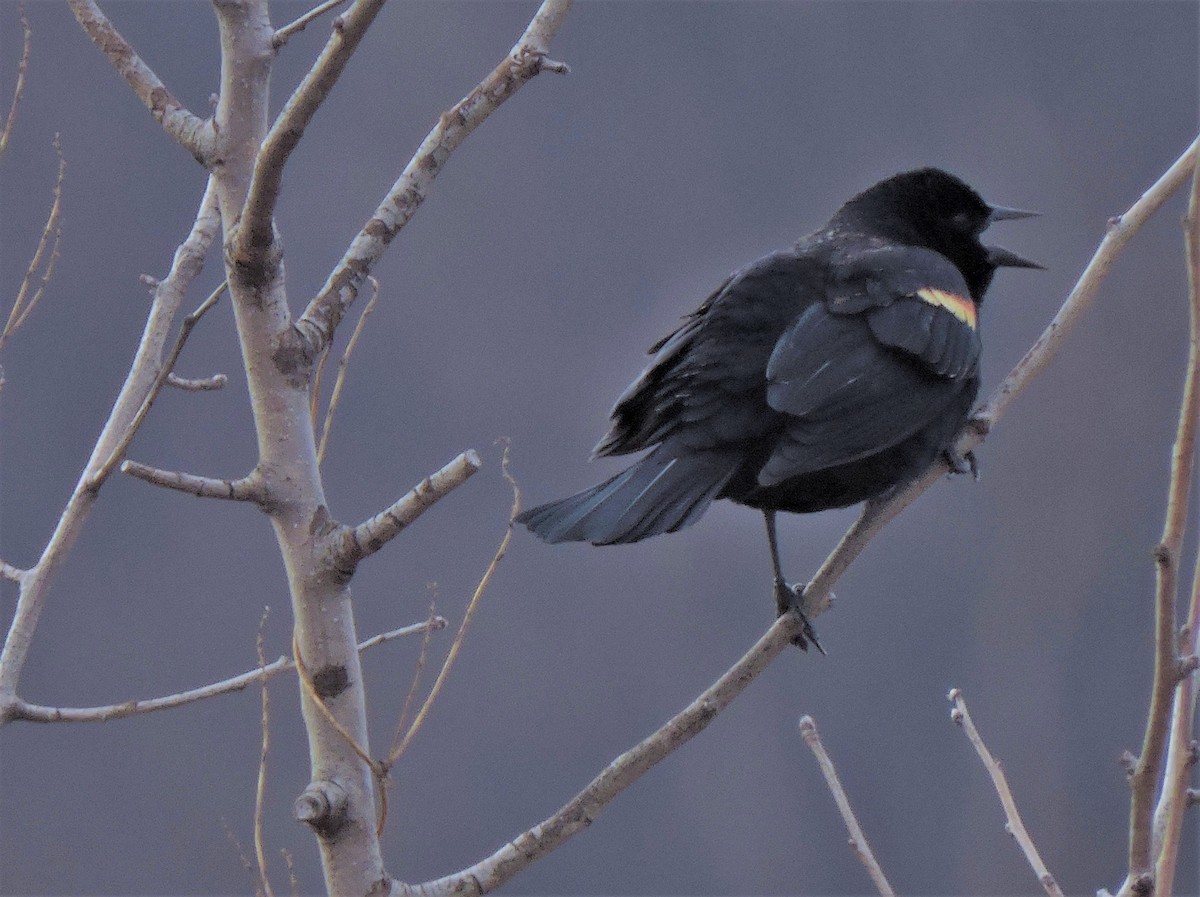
[774,579,826,655]
[944,446,979,481]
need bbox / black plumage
[517,168,1040,646]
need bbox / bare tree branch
[404,616,801,897]
[120,461,266,503]
[0,178,221,723]
[0,2,30,159]
[6,616,445,724]
[798,716,895,897]
[390,446,519,766]
[1147,138,1200,897]
[87,281,228,488]
[337,450,483,566]
[289,0,574,363]
[317,275,379,464]
[272,0,348,48]
[1,134,65,351]
[64,0,213,162]
[949,689,1065,897]
[0,561,25,583]
[236,0,388,273]
[254,609,276,897]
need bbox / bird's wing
[760,246,980,484]
[595,251,810,457]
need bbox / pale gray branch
[87,282,227,489]
[1147,136,1200,897]
[949,689,1065,897]
[236,0,388,274]
[120,461,265,503]
[167,371,228,392]
[273,0,349,48]
[290,0,574,362]
[7,617,445,724]
[0,179,221,718]
[799,716,895,897]
[64,0,213,162]
[402,615,800,897]
[339,450,483,565]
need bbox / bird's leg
[763,510,824,654]
[944,445,979,480]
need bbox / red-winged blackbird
[517,169,1040,647]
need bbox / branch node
[293,779,348,838]
[1177,653,1199,680]
[1120,750,1139,778]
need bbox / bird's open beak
[987,245,1045,270]
[988,204,1040,223]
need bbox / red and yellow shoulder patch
[915,287,977,330]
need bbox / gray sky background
[2,2,1198,895]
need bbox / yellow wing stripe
[916,288,977,330]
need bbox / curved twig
[6,617,445,724]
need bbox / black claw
[944,446,979,481]
[774,580,826,654]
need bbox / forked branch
[290,0,574,362]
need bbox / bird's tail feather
[516,447,739,545]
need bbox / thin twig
[273,0,348,48]
[948,689,1065,897]
[291,0,574,361]
[378,592,439,837]
[1,135,65,350]
[64,0,212,162]
[390,442,520,764]
[292,629,375,770]
[338,450,483,565]
[798,716,895,897]
[1148,136,1200,897]
[0,2,31,159]
[8,617,444,724]
[254,609,275,897]
[280,848,299,897]
[167,372,227,392]
[222,818,261,897]
[392,592,438,759]
[88,282,228,488]
[0,561,24,583]
[318,276,379,464]
[0,179,221,722]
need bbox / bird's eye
[950,210,974,230]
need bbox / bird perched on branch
[517,168,1040,649]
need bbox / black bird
[517,168,1040,647]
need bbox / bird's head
[835,167,1042,300]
